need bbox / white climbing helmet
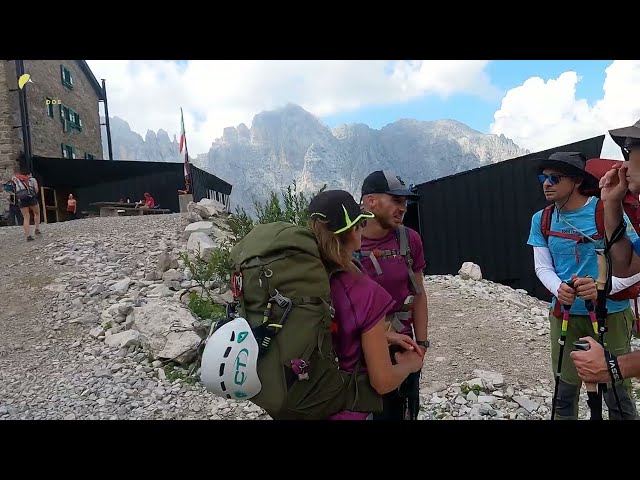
[200,317,262,400]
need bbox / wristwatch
[417,340,430,349]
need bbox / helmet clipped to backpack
[200,317,262,400]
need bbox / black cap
[308,190,375,234]
[609,118,640,148]
[361,170,420,200]
[536,151,599,190]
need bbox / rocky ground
[1,210,638,420]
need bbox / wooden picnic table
[91,202,139,208]
[90,202,171,217]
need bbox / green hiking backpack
[227,221,382,420]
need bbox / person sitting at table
[135,192,155,209]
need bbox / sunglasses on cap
[537,174,575,185]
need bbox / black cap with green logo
[308,190,375,234]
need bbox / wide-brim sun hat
[536,151,599,191]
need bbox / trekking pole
[584,299,603,420]
[595,249,624,417]
[551,279,575,421]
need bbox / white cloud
[87,60,495,155]
[490,61,640,160]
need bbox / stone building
[0,60,106,213]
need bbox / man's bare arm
[603,201,640,277]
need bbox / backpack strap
[355,227,420,294]
[396,225,419,295]
[540,204,554,242]
[594,198,605,238]
[542,199,608,316]
[540,201,604,264]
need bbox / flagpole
[180,107,191,194]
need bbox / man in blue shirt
[528,151,639,420]
[572,120,640,393]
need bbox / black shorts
[18,197,38,209]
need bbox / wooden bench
[98,206,172,217]
[143,208,171,215]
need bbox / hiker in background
[572,119,640,388]
[11,161,41,242]
[307,190,425,420]
[3,181,23,226]
[67,194,77,220]
[527,151,639,420]
[358,170,429,420]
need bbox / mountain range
[101,103,529,214]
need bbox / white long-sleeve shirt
[533,246,640,297]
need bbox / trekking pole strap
[604,219,628,251]
[605,350,623,383]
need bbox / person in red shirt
[136,192,155,209]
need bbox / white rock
[459,262,482,281]
[186,232,218,261]
[184,221,215,236]
[132,300,202,365]
[104,330,141,349]
[472,369,504,387]
[477,395,496,404]
[109,278,132,296]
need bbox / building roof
[76,61,105,100]
[32,156,233,194]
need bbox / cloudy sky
[86,60,640,160]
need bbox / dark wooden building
[32,156,232,223]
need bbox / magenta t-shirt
[328,270,395,420]
[358,227,426,337]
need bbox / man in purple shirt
[357,170,429,420]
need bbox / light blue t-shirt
[528,197,639,315]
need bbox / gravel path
[1,215,637,420]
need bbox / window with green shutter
[84,153,95,160]
[61,65,74,90]
[61,144,76,159]
[46,98,54,117]
[59,104,82,132]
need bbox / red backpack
[540,158,640,329]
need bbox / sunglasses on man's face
[537,174,575,185]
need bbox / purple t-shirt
[328,270,394,420]
[358,227,426,337]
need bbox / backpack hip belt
[384,295,416,332]
[385,310,413,332]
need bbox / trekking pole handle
[574,339,598,394]
[596,251,607,292]
[573,340,590,351]
[560,279,575,307]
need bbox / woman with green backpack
[202,189,425,420]
[307,190,425,420]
